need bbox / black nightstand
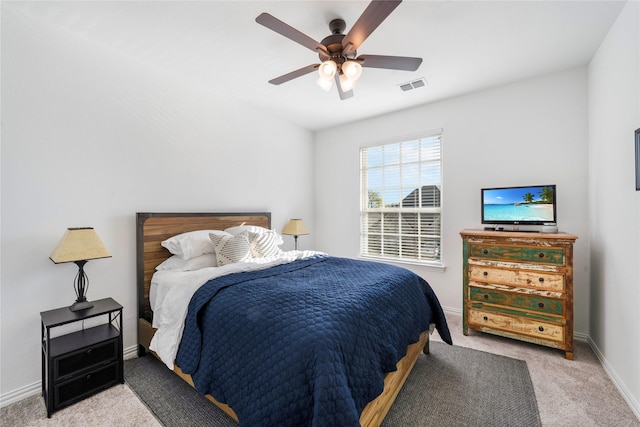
[40,297,123,417]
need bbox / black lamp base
[70,260,93,311]
[70,300,94,312]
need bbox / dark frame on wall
[636,128,640,191]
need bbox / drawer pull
[86,349,93,356]
[483,294,489,299]
[86,374,93,381]
[483,271,488,276]
[538,302,545,308]
[483,316,488,321]
[482,249,489,255]
[538,277,545,283]
[538,326,544,332]
[538,252,545,258]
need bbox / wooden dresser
[460,230,578,359]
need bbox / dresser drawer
[54,337,119,380]
[469,286,563,315]
[468,308,564,343]
[55,361,120,409]
[469,265,565,291]
[468,243,565,265]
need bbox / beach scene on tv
[483,186,555,222]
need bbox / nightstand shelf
[41,297,123,417]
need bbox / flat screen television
[481,185,557,225]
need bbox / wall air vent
[399,77,427,92]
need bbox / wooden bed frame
[136,212,429,427]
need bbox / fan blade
[268,64,319,85]
[358,54,422,71]
[341,0,402,54]
[335,73,354,100]
[256,13,328,56]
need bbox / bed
[136,212,451,427]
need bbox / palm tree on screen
[539,187,554,203]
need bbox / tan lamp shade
[282,219,309,237]
[50,227,112,263]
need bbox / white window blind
[360,133,442,264]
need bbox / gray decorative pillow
[209,231,252,266]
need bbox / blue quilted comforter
[176,255,451,427]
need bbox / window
[360,132,442,265]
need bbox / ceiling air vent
[399,78,427,92]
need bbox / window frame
[359,130,444,269]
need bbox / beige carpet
[433,314,639,427]
[2,312,638,426]
[0,384,161,427]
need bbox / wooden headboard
[135,212,271,322]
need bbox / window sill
[359,255,446,272]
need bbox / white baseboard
[0,345,140,409]
[123,344,139,360]
[587,337,640,421]
[0,381,41,409]
[442,306,462,316]
[574,330,589,342]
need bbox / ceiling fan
[255,0,422,100]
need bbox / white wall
[0,6,314,399]
[588,0,640,417]
[315,67,589,329]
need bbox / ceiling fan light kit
[316,75,334,91]
[256,0,422,100]
[339,73,356,92]
[316,59,362,92]
[319,60,338,79]
[342,61,362,80]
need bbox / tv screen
[481,185,557,225]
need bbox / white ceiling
[7,1,626,131]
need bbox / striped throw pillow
[247,230,283,258]
[209,231,252,266]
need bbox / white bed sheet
[149,250,324,369]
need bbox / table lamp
[282,219,309,250]
[50,227,111,311]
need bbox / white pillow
[246,230,284,258]
[155,253,217,271]
[161,230,231,260]
[209,232,252,266]
[225,225,284,245]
